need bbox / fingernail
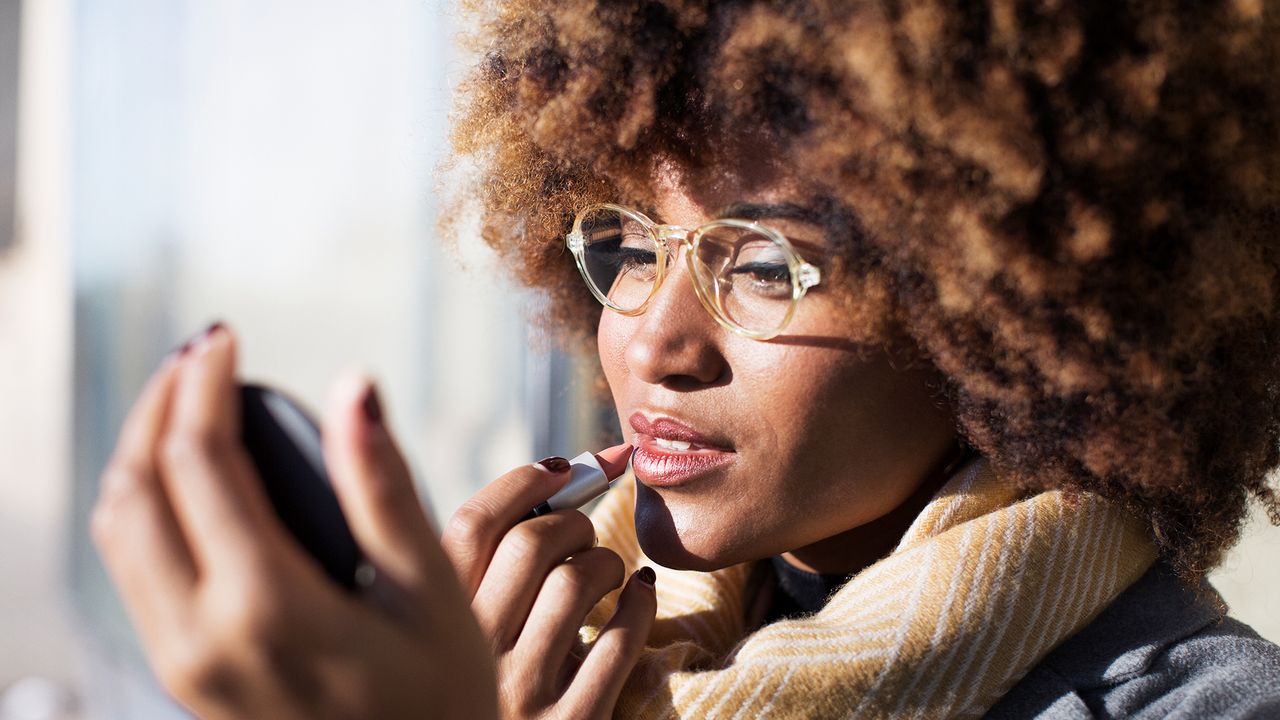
[168,320,221,358]
[191,320,226,354]
[635,566,656,587]
[362,383,383,426]
[168,321,223,358]
[535,456,570,473]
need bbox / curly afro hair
[440,0,1280,579]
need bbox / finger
[513,547,625,692]
[92,354,198,637]
[322,371,446,603]
[108,351,184,476]
[441,462,575,598]
[471,510,596,649]
[563,568,657,717]
[159,323,284,571]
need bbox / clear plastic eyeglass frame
[565,203,822,340]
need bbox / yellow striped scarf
[583,455,1157,718]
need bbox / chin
[635,526,726,571]
[633,488,747,572]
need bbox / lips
[629,414,732,449]
[628,412,735,487]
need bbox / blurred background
[0,0,1276,717]
[1,1,610,717]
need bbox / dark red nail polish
[636,566,656,586]
[171,321,224,357]
[362,384,383,425]
[172,322,215,356]
[536,456,570,473]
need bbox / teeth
[654,437,693,451]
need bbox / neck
[780,442,974,576]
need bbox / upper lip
[629,412,734,451]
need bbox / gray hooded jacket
[987,562,1280,718]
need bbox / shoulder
[988,562,1280,719]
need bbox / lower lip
[631,433,735,487]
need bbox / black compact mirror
[239,384,362,591]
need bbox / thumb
[322,370,449,611]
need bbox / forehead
[648,152,812,218]
[642,154,841,248]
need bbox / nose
[622,248,729,388]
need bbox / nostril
[622,306,730,389]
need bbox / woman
[91,0,1280,717]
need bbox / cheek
[597,310,631,404]
[741,356,850,489]
[786,355,954,504]
[734,351,922,505]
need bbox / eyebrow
[716,199,874,259]
[715,201,827,225]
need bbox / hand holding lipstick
[441,443,658,720]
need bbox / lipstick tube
[521,444,633,522]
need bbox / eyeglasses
[566,203,822,340]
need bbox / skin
[600,156,963,575]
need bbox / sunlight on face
[597,157,962,573]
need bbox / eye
[726,240,791,296]
[615,246,659,276]
[730,261,790,283]
[587,235,660,281]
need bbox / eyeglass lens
[577,206,796,335]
